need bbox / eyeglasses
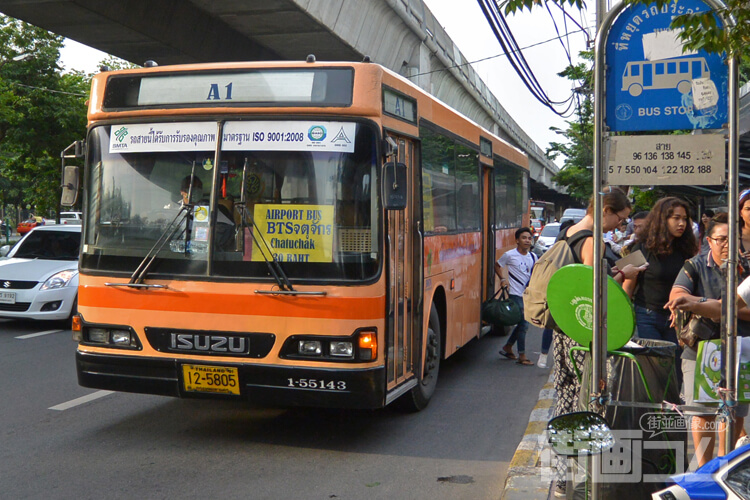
[708,236,729,246]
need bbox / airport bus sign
[605,0,727,132]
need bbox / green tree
[501,0,749,66]
[0,15,89,219]
[547,52,594,202]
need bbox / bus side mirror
[61,166,80,207]
[383,162,407,210]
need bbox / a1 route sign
[605,0,727,132]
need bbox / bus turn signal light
[358,331,377,361]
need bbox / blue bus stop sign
[605,0,727,132]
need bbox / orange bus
[61,59,529,410]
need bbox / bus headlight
[329,341,353,358]
[82,326,140,349]
[298,340,322,355]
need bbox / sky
[59,2,592,165]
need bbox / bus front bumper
[76,351,386,409]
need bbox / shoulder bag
[482,287,522,328]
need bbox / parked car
[533,222,561,256]
[559,208,587,225]
[652,442,750,499]
[17,216,45,235]
[0,225,80,321]
[59,211,82,225]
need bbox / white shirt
[496,248,535,296]
[738,275,750,305]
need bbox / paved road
[0,320,550,500]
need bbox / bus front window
[82,122,380,283]
[213,122,380,282]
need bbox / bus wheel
[397,307,441,412]
[628,83,643,97]
[677,80,691,94]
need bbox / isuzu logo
[170,333,247,354]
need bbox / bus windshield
[82,121,380,282]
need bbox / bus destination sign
[605,134,725,186]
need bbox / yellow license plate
[182,364,240,395]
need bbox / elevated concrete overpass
[0,0,565,199]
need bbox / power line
[477,0,584,118]
[3,79,87,97]
[411,26,591,79]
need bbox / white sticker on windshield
[109,122,217,153]
[223,121,356,153]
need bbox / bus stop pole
[723,50,739,456]
[591,0,609,497]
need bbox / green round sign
[547,264,635,351]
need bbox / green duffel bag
[482,288,522,327]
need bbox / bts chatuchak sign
[604,0,727,186]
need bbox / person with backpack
[495,227,537,365]
[544,187,646,497]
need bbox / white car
[59,211,83,225]
[533,222,561,255]
[0,225,80,321]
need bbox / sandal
[499,349,517,360]
[516,359,534,366]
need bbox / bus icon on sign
[621,57,709,97]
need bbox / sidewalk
[499,371,750,500]
[500,372,555,500]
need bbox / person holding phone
[624,197,698,343]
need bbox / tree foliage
[501,0,750,63]
[0,15,89,220]
[547,52,594,201]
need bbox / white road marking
[15,329,64,339]
[49,390,114,411]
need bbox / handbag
[678,312,720,349]
[482,287,523,327]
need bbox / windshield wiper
[129,162,198,286]
[238,158,294,292]
[129,205,190,285]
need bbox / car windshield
[13,230,81,260]
[82,121,380,283]
[532,220,542,228]
[540,225,560,237]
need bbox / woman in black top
[624,197,698,343]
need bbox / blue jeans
[505,294,529,354]
[634,305,678,344]
[541,328,553,354]
[635,305,682,387]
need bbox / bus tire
[677,80,691,94]
[628,83,643,97]
[396,306,441,412]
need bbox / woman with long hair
[741,189,750,256]
[551,186,646,497]
[623,197,698,343]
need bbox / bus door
[482,163,496,317]
[385,134,422,396]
